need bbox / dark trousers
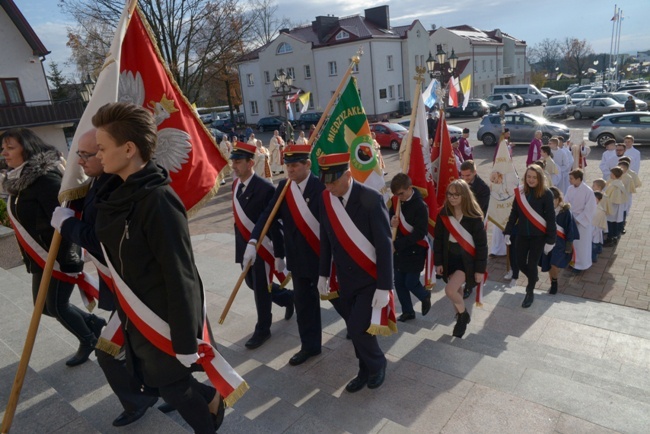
[159,376,216,434]
[31,270,94,345]
[394,270,429,315]
[244,260,293,335]
[293,275,322,352]
[515,236,546,292]
[508,234,520,279]
[338,283,386,376]
[607,221,623,239]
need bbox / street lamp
[273,68,294,119]
[79,74,95,104]
[426,44,458,109]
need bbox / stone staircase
[2,233,650,433]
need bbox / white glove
[274,257,286,272]
[543,243,555,255]
[504,235,511,245]
[371,289,390,308]
[242,243,256,267]
[176,352,199,368]
[317,276,329,296]
[51,207,75,232]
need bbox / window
[328,61,338,76]
[286,67,295,79]
[350,58,359,73]
[268,100,274,113]
[304,65,311,79]
[387,55,393,71]
[264,71,270,83]
[388,85,395,100]
[398,84,403,99]
[250,100,258,115]
[490,59,494,71]
[482,60,486,72]
[416,30,421,38]
[379,88,387,99]
[277,42,293,54]
[308,93,314,109]
[336,30,349,40]
[247,73,254,86]
[0,78,24,105]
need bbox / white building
[237,5,430,124]
[0,0,83,154]
[430,25,530,99]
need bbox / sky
[14,0,650,80]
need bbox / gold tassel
[223,381,250,408]
[320,291,339,301]
[95,338,122,357]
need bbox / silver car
[573,98,625,120]
[543,95,575,119]
[476,112,570,146]
[588,112,650,146]
[597,92,648,111]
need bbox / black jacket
[433,208,487,287]
[95,162,204,387]
[389,189,428,273]
[469,174,490,217]
[3,151,83,274]
[504,188,557,244]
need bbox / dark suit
[319,180,392,376]
[251,174,323,352]
[234,174,293,336]
[469,174,490,217]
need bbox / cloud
[32,21,76,78]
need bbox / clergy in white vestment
[564,169,597,271]
[268,130,285,174]
[623,135,641,174]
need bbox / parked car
[543,95,575,119]
[509,93,525,107]
[297,111,324,130]
[597,92,648,111]
[573,97,625,120]
[632,90,650,104]
[570,92,590,105]
[445,99,491,118]
[588,112,650,146]
[567,85,594,95]
[210,128,227,143]
[369,122,408,150]
[210,118,236,131]
[541,88,562,98]
[484,94,517,111]
[256,116,294,132]
[397,119,463,141]
[476,112,570,146]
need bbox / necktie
[237,183,245,198]
[339,196,345,207]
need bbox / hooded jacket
[3,150,83,274]
[95,161,204,387]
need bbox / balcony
[0,99,85,129]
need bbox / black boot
[86,314,107,339]
[66,336,97,367]
[522,290,534,308]
[452,310,471,338]
[549,278,558,295]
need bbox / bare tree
[247,0,293,48]
[528,38,561,72]
[59,0,253,102]
[563,37,594,83]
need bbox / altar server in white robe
[564,169,597,271]
[551,137,571,194]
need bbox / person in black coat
[1,128,99,367]
[434,179,487,338]
[248,144,323,366]
[235,142,294,350]
[51,128,163,427]
[389,174,431,322]
[317,153,392,393]
[460,160,490,216]
[427,112,438,142]
[504,165,557,308]
[92,103,223,434]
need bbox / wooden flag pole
[2,231,62,433]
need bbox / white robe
[268,136,284,173]
[490,225,507,256]
[565,182,596,271]
[624,147,641,174]
[599,150,618,179]
[555,147,572,194]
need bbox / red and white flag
[448,77,459,108]
[435,116,458,209]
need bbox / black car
[256,116,295,132]
[298,112,324,130]
[211,118,236,131]
[445,99,491,118]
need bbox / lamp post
[426,44,458,109]
[272,68,294,121]
[79,74,95,104]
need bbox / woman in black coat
[92,102,223,433]
[1,128,103,366]
[434,179,487,338]
[504,165,556,308]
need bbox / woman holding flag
[434,179,487,338]
[504,165,556,308]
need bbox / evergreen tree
[47,62,69,100]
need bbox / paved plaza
[1,131,650,433]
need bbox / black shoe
[284,301,294,320]
[211,395,225,431]
[157,402,175,413]
[367,363,386,389]
[522,291,534,308]
[421,295,431,316]
[452,310,471,338]
[463,285,474,300]
[66,343,96,367]
[397,312,416,322]
[549,279,558,295]
[345,375,368,393]
[112,398,156,427]
[621,228,626,235]
[289,349,321,366]
[245,333,271,349]
[87,315,107,339]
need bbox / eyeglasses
[446,192,461,199]
[76,151,97,162]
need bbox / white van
[493,84,548,106]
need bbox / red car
[369,122,408,150]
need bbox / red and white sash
[322,191,397,336]
[439,214,488,307]
[392,197,434,289]
[554,223,577,263]
[100,245,248,407]
[285,180,320,255]
[232,179,289,289]
[514,185,547,233]
[7,202,99,311]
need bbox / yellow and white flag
[299,92,311,113]
[460,74,472,110]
